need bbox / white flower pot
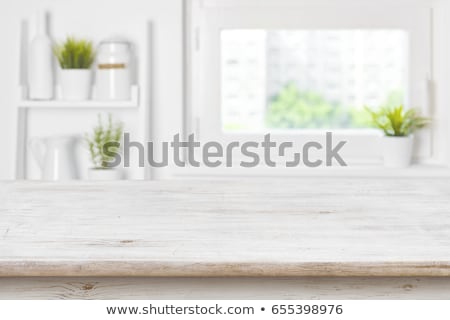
[382,135,414,168]
[88,168,123,180]
[60,69,92,100]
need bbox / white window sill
[171,164,450,178]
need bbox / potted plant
[54,37,95,100]
[366,105,430,168]
[85,114,124,180]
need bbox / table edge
[1,261,450,277]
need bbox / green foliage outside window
[265,83,403,129]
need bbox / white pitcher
[29,136,80,180]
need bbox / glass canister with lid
[95,40,133,100]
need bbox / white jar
[95,40,132,100]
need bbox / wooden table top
[0,178,449,277]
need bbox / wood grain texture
[0,178,449,277]
[1,277,450,299]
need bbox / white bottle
[28,11,54,100]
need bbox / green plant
[85,114,124,169]
[54,37,95,69]
[366,105,430,137]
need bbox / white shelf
[18,85,139,109]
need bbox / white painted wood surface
[0,178,449,277]
[2,277,450,300]
[17,86,140,109]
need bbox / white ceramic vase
[60,69,92,100]
[382,135,413,168]
[28,10,54,100]
[88,168,123,180]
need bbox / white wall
[0,0,184,180]
[432,0,450,166]
[1,0,449,180]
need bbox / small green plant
[85,114,124,169]
[366,105,430,137]
[54,37,95,69]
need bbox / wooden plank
[1,261,450,277]
[14,106,28,179]
[0,178,449,277]
[1,277,450,299]
[17,86,139,109]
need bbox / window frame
[188,0,434,166]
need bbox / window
[190,0,432,165]
[221,29,409,132]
